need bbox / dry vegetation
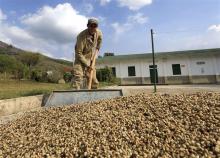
[0,92,220,157]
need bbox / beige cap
[88,18,98,26]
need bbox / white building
[96,48,220,85]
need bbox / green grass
[0,80,119,100]
[99,82,118,87]
[0,80,72,99]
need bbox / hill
[0,41,73,82]
[0,41,72,66]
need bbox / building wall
[119,60,142,78]
[96,53,220,85]
[190,56,215,75]
[188,55,217,84]
[162,57,188,84]
[163,57,189,76]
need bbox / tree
[0,55,17,73]
[13,61,25,80]
[19,52,40,69]
[0,54,25,80]
[30,69,42,82]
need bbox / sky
[0,0,220,61]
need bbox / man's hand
[87,66,93,72]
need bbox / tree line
[0,53,39,80]
[0,52,118,84]
[0,52,65,83]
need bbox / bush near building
[63,72,73,83]
[96,67,120,85]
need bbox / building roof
[97,48,220,63]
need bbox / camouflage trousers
[72,64,99,89]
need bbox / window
[172,64,181,75]
[111,67,116,77]
[128,66,136,76]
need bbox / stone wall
[0,95,43,116]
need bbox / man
[72,18,102,90]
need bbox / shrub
[47,70,63,83]
[63,72,73,83]
[31,69,42,82]
[96,67,115,82]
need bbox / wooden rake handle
[88,50,99,89]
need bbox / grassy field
[0,80,118,100]
[0,80,72,99]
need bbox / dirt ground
[1,84,220,125]
[108,84,220,96]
